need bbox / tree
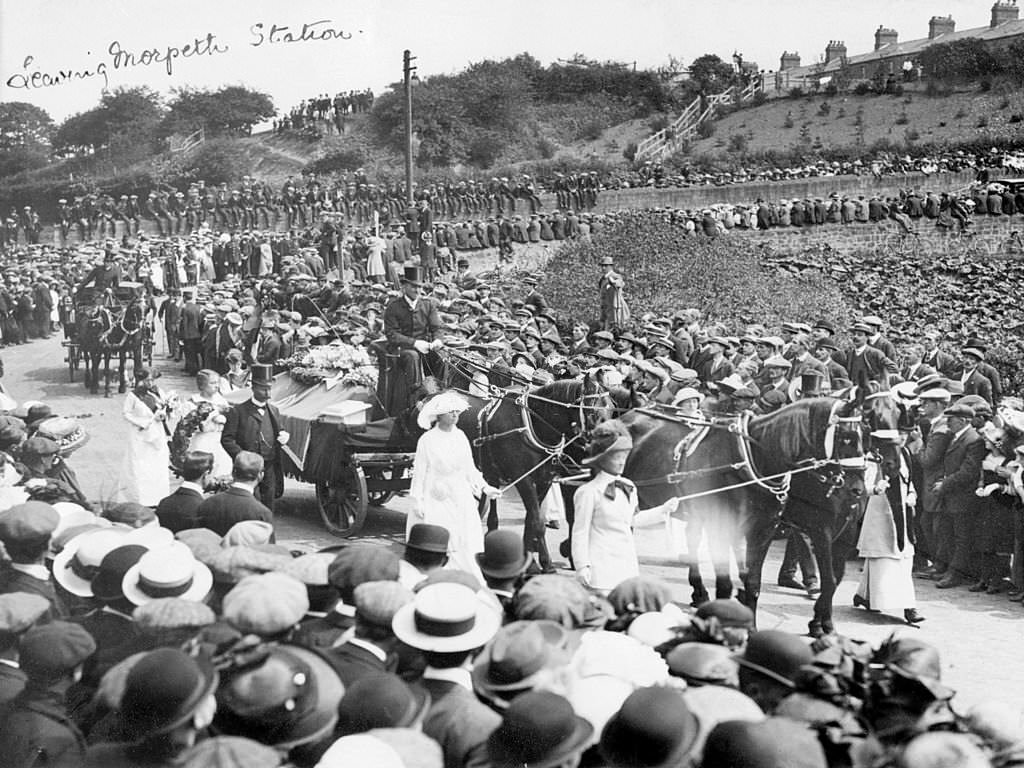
[918,38,1000,81]
[0,102,53,152]
[163,86,275,137]
[53,86,164,159]
[1004,39,1024,83]
[688,54,735,93]
[0,102,53,177]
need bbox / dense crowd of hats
[0,501,1017,768]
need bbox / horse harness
[630,401,860,508]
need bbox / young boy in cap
[0,502,66,618]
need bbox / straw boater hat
[417,391,470,431]
[391,582,501,653]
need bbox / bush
[467,133,504,168]
[649,115,670,133]
[696,120,715,139]
[853,82,872,96]
[823,83,838,97]
[304,146,366,176]
[980,79,993,92]
[543,215,850,330]
[789,87,805,99]
[728,134,748,152]
[537,137,557,159]
[175,139,248,186]
[751,91,767,107]
[623,141,638,162]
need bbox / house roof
[784,18,1024,79]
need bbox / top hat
[251,364,273,387]
[400,265,425,287]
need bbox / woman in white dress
[408,391,501,580]
[115,367,172,506]
[185,370,232,478]
[854,429,924,625]
[572,419,681,595]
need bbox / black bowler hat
[476,530,529,579]
[406,523,449,554]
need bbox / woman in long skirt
[114,368,171,506]
[408,391,501,581]
[854,429,924,625]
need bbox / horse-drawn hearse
[64,281,153,394]
[261,334,902,635]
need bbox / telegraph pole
[403,49,417,205]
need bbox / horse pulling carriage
[65,282,153,395]
[273,337,899,635]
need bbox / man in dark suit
[179,290,204,375]
[382,266,443,413]
[862,315,898,363]
[921,331,958,378]
[392,583,500,768]
[933,404,986,589]
[0,503,66,619]
[157,290,183,362]
[963,337,1002,402]
[323,580,412,685]
[901,343,936,382]
[843,323,899,390]
[915,388,952,578]
[155,451,211,533]
[221,364,287,510]
[197,451,274,536]
[957,347,993,404]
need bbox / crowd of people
[274,89,376,135]
[0,382,1017,767]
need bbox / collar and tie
[604,478,634,500]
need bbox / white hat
[416,391,470,431]
[53,528,128,596]
[919,388,951,401]
[391,582,500,653]
[672,387,704,406]
[122,541,213,606]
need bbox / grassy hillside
[686,82,1024,162]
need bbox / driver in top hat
[75,249,121,299]
[383,266,444,387]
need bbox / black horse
[78,300,145,396]
[455,376,611,572]
[620,393,895,636]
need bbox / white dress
[572,470,640,593]
[115,390,171,506]
[856,455,917,611]
[408,425,487,579]
[186,393,233,478]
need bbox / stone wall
[537,169,977,213]
[727,213,1024,256]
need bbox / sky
[0,0,995,122]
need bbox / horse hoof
[807,621,825,638]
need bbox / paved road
[6,333,1022,711]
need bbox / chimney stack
[824,40,847,63]
[928,14,956,38]
[874,26,898,50]
[780,51,801,70]
[991,0,1019,28]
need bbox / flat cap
[328,544,400,597]
[0,592,51,634]
[944,403,975,419]
[19,620,96,679]
[354,581,414,627]
[0,501,59,544]
[695,599,755,628]
[132,598,217,632]
[211,546,293,585]
[222,572,309,636]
